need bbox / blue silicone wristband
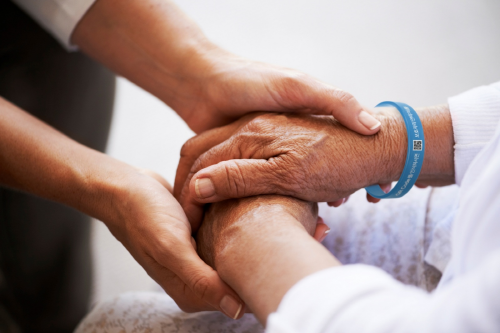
[365,101,425,199]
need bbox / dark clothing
[0,1,115,332]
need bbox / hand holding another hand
[175,112,406,227]
[93,167,245,319]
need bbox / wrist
[207,198,337,323]
[68,152,145,230]
[198,196,318,268]
[372,104,455,187]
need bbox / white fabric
[12,0,96,50]
[448,81,500,185]
[267,81,500,333]
[75,292,264,333]
[319,185,457,291]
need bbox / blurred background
[91,0,500,303]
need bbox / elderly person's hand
[175,106,455,227]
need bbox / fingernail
[319,228,330,242]
[359,111,381,131]
[195,178,215,198]
[220,295,243,319]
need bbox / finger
[366,183,391,203]
[313,216,330,242]
[189,158,283,204]
[153,242,245,319]
[366,194,381,203]
[327,198,345,207]
[175,127,236,199]
[181,154,285,227]
[174,114,261,199]
[271,76,381,135]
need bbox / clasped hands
[171,109,412,317]
[171,99,456,320]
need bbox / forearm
[72,0,222,127]
[0,97,141,226]
[197,196,339,324]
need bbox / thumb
[182,256,245,319]
[276,76,381,135]
[154,242,245,319]
[189,159,284,203]
[306,87,381,135]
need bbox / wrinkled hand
[175,113,401,227]
[105,169,245,319]
[178,52,382,135]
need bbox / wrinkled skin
[174,112,404,228]
[196,195,319,270]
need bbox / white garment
[267,81,500,333]
[12,0,96,50]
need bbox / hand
[0,97,245,319]
[178,52,383,134]
[101,169,245,319]
[174,112,403,227]
[194,194,339,322]
[73,0,382,135]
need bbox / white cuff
[448,81,500,185]
[12,0,97,51]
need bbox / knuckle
[279,71,308,88]
[190,149,215,174]
[244,115,269,132]
[180,137,197,159]
[224,160,248,197]
[243,114,286,139]
[189,273,211,300]
[276,73,309,105]
[332,89,356,107]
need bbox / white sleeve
[12,0,96,50]
[448,81,500,185]
[267,251,500,333]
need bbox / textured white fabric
[448,81,500,185]
[319,185,458,291]
[267,81,500,333]
[12,0,96,50]
[75,292,264,333]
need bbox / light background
[91,0,500,303]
